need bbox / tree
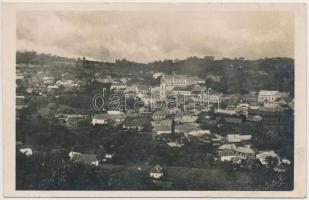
[23,51,37,71]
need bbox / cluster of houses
[16,66,293,178]
[217,134,291,172]
[16,66,81,97]
[107,74,207,108]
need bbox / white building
[161,74,205,86]
[91,113,126,126]
[256,150,279,165]
[159,74,205,100]
[226,134,252,143]
[258,90,280,103]
[111,84,127,91]
[69,151,81,160]
[19,147,33,156]
[149,164,164,179]
[153,72,163,79]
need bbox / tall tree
[23,51,37,72]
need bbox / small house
[92,112,126,126]
[136,85,151,94]
[71,154,99,166]
[258,90,280,103]
[149,164,164,179]
[122,117,148,132]
[256,150,280,165]
[226,134,252,143]
[152,109,170,120]
[174,115,198,124]
[69,151,81,160]
[218,144,255,161]
[18,146,33,157]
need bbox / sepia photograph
[1,2,307,198]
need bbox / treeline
[76,56,295,97]
[16,51,294,96]
[16,51,76,66]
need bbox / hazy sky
[17,11,294,62]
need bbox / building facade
[258,90,280,103]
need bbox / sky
[17,10,294,62]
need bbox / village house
[174,115,198,124]
[241,93,258,106]
[186,129,211,137]
[175,123,201,135]
[256,150,280,165]
[282,158,291,165]
[258,90,281,103]
[226,134,252,143]
[217,144,237,161]
[136,85,151,94]
[18,145,33,157]
[55,114,87,127]
[151,119,173,127]
[218,144,255,161]
[149,164,164,179]
[91,112,126,126]
[152,120,199,138]
[237,103,250,110]
[220,94,240,109]
[153,125,172,136]
[56,79,80,88]
[153,72,163,79]
[110,84,127,91]
[161,74,204,86]
[235,146,256,159]
[69,151,82,160]
[122,117,148,132]
[152,109,170,120]
[211,134,225,146]
[167,141,184,148]
[215,109,243,124]
[250,106,286,126]
[215,109,237,115]
[71,153,99,166]
[105,153,113,160]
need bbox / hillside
[16,51,294,96]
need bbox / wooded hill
[16,51,294,96]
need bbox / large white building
[258,90,280,103]
[160,74,205,99]
[161,74,205,86]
